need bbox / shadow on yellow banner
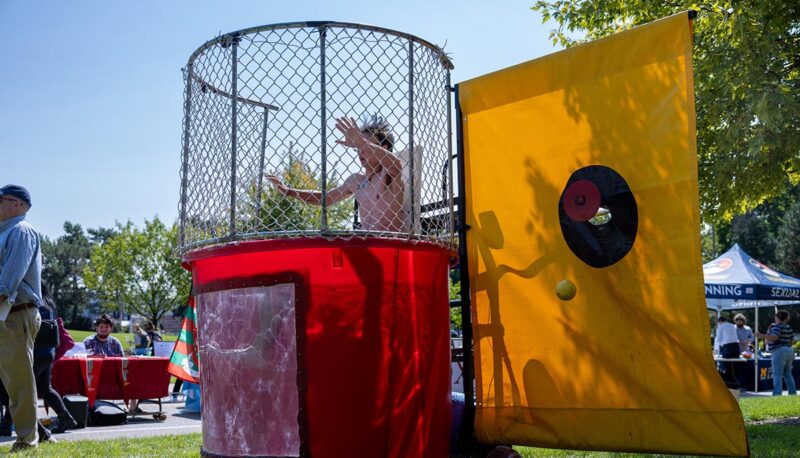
[459,11,748,457]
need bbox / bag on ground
[63,395,89,428]
[89,400,128,426]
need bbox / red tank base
[186,238,454,458]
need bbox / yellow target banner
[459,12,748,456]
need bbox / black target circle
[558,165,638,268]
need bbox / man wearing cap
[0,185,43,452]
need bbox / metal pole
[755,305,759,392]
[318,26,329,231]
[455,84,476,448]
[229,34,240,236]
[179,63,194,249]
[446,71,454,241]
[256,109,269,214]
[407,40,416,235]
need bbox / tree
[699,223,718,262]
[183,142,354,243]
[449,280,462,331]
[727,212,777,265]
[83,218,191,328]
[87,226,118,245]
[249,142,353,232]
[776,199,800,277]
[710,184,799,263]
[531,0,800,223]
[41,222,93,329]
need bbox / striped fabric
[767,322,794,350]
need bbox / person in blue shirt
[0,185,46,451]
[733,313,754,353]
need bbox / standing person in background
[133,324,150,356]
[33,284,78,433]
[757,310,797,396]
[714,316,741,389]
[130,322,162,415]
[0,185,43,452]
[145,322,162,353]
[0,284,78,435]
[732,313,755,387]
[734,313,754,353]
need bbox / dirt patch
[751,416,800,426]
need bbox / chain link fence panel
[179,22,454,254]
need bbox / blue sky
[0,0,560,239]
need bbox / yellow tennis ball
[555,280,577,301]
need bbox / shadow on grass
[746,423,800,457]
[517,422,800,457]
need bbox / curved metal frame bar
[188,21,454,70]
[192,74,280,111]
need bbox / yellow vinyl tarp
[459,12,748,457]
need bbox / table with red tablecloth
[52,357,171,407]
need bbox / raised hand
[264,174,287,193]
[334,117,364,149]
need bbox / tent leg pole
[755,306,759,392]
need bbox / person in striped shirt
[757,310,797,396]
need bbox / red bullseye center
[563,179,601,222]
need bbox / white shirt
[714,321,739,351]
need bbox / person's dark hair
[360,114,394,151]
[776,310,789,322]
[95,314,114,328]
[718,316,728,323]
[41,282,58,315]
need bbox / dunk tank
[177,22,455,457]
[178,13,755,458]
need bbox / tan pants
[0,307,40,446]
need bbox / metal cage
[178,21,455,254]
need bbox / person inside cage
[265,115,409,233]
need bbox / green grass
[740,394,800,422]
[5,433,201,457]
[67,329,177,351]
[5,395,796,457]
[513,396,800,457]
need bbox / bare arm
[756,332,779,342]
[265,174,354,206]
[757,323,780,342]
[335,117,402,177]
